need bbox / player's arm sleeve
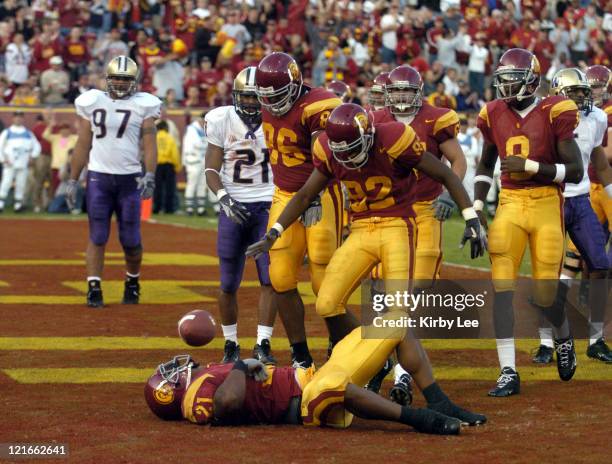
[74,91,98,121]
[550,99,580,141]
[312,136,334,178]
[386,123,424,173]
[142,97,162,120]
[204,112,224,149]
[302,95,343,133]
[476,105,495,145]
[433,110,460,144]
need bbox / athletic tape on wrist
[216,189,228,201]
[462,207,478,221]
[524,159,540,174]
[473,199,484,211]
[271,222,284,236]
[553,164,566,183]
[474,175,493,185]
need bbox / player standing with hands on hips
[67,56,161,308]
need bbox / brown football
[178,310,217,347]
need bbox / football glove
[219,192,250,225]
[433,191,456,221]
[137,172,156,199]
[460,217,487,259]
[65,179,79,211]
[300,194,322,227]
[245,228,280,260]
[242,358,269,382]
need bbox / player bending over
[204,67,277,364]
[145,323,486,433]
[68,56,161,308]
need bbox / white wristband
[271,222,284,236]
[553,164,566,183]
[473,199,485,211]
[605,184,612,199]
[216,188,228,201]
[204,167,220,176]
[524,159,540,174]
[462,207,478,221]
[474,175,493,185]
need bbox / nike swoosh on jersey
[425,119,435,123]
[541,104,553,109]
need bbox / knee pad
[306,229,336,265]
[89,224,110,246]
[315,291,346,318]
[219,256,245,293]
[301,369,352,428]
[122,244,143,257]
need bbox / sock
[126,272,139,284]
[87,277,101,288]
[290,341,312,364]
[496,338,516,370]
[539,327,554,348]
[256,325,273,345]
[589,322,603,346]
[554,318,570,340]
[221,324,238,344]
[399,407,432,429]
[422,382,447,404]
[394,363,409,383]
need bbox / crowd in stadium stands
[0,0,610,213]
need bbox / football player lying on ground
[145,325,486,434]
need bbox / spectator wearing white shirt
[379,5,400,64]
[95,29,129,66]
[435,29,462,69]
[0,112,41,212]
[457,118,479,202]
[466,34,489,97]
[40,56,70,105]
[5,33,31,85]
[221,9,252,55]
[442,67,460,96]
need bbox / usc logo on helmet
[354,112,369,131]
[154,383,175,404]
[288,61,300,81]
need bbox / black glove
[65,179,79,210]
[245,228,280,260]
[460,217,487,259]
[433,191,456,221]
[300,194,322,227]
[136,172,155,199]
[219,192,250,225]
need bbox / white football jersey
[75,89,162,175]
[205,105,273,202]
[564,106,608,198]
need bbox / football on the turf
[178,310,216,346]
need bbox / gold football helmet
[550,68,592,112]
[106,56,139,99]
[233,66,261,125]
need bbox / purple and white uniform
[75,89,162,248]
[564,105,609,271]
[205,105,274,292]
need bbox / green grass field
[2,211,533,274]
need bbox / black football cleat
[87,286,104,308]
[532,344,554,364]
[221,340,240,363]
[427,398,487,426]
[253,339,277,365]
[390,373,413,406]
[554,337,577,381]
[587,338,612,363]
[488,367,520,397]
[365,358,394,394]
[122,279,140,304]
[412,409,461,435]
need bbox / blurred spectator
[28,113,52,213]
[243,8,266,41]
[428,82,457,110]
[11,82,40,106]
[465,34,489,97]
[455,81,480,112]
[442,67,460,96]
[313,36,347,86]
[0,111,41,213]
[550,19,571,59]
[152,54,185,102]
[31,29,62,75]
[165,88,179,108]
[96,28,129,66]
[5,33,31,85]
[153,119,181,215]
[208,81,232,107]
[66,73,94,103]
[63,27,90,80]
[182,111,209,216]
[458,118,480,202]
[43,115,78,193]
[48,149,86,214]
[221,9,252,56]
[569,17,589,64]
[436,28,462,69]
[347,28,369,67]
[40,56,70,105]
[379,4,400,64]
